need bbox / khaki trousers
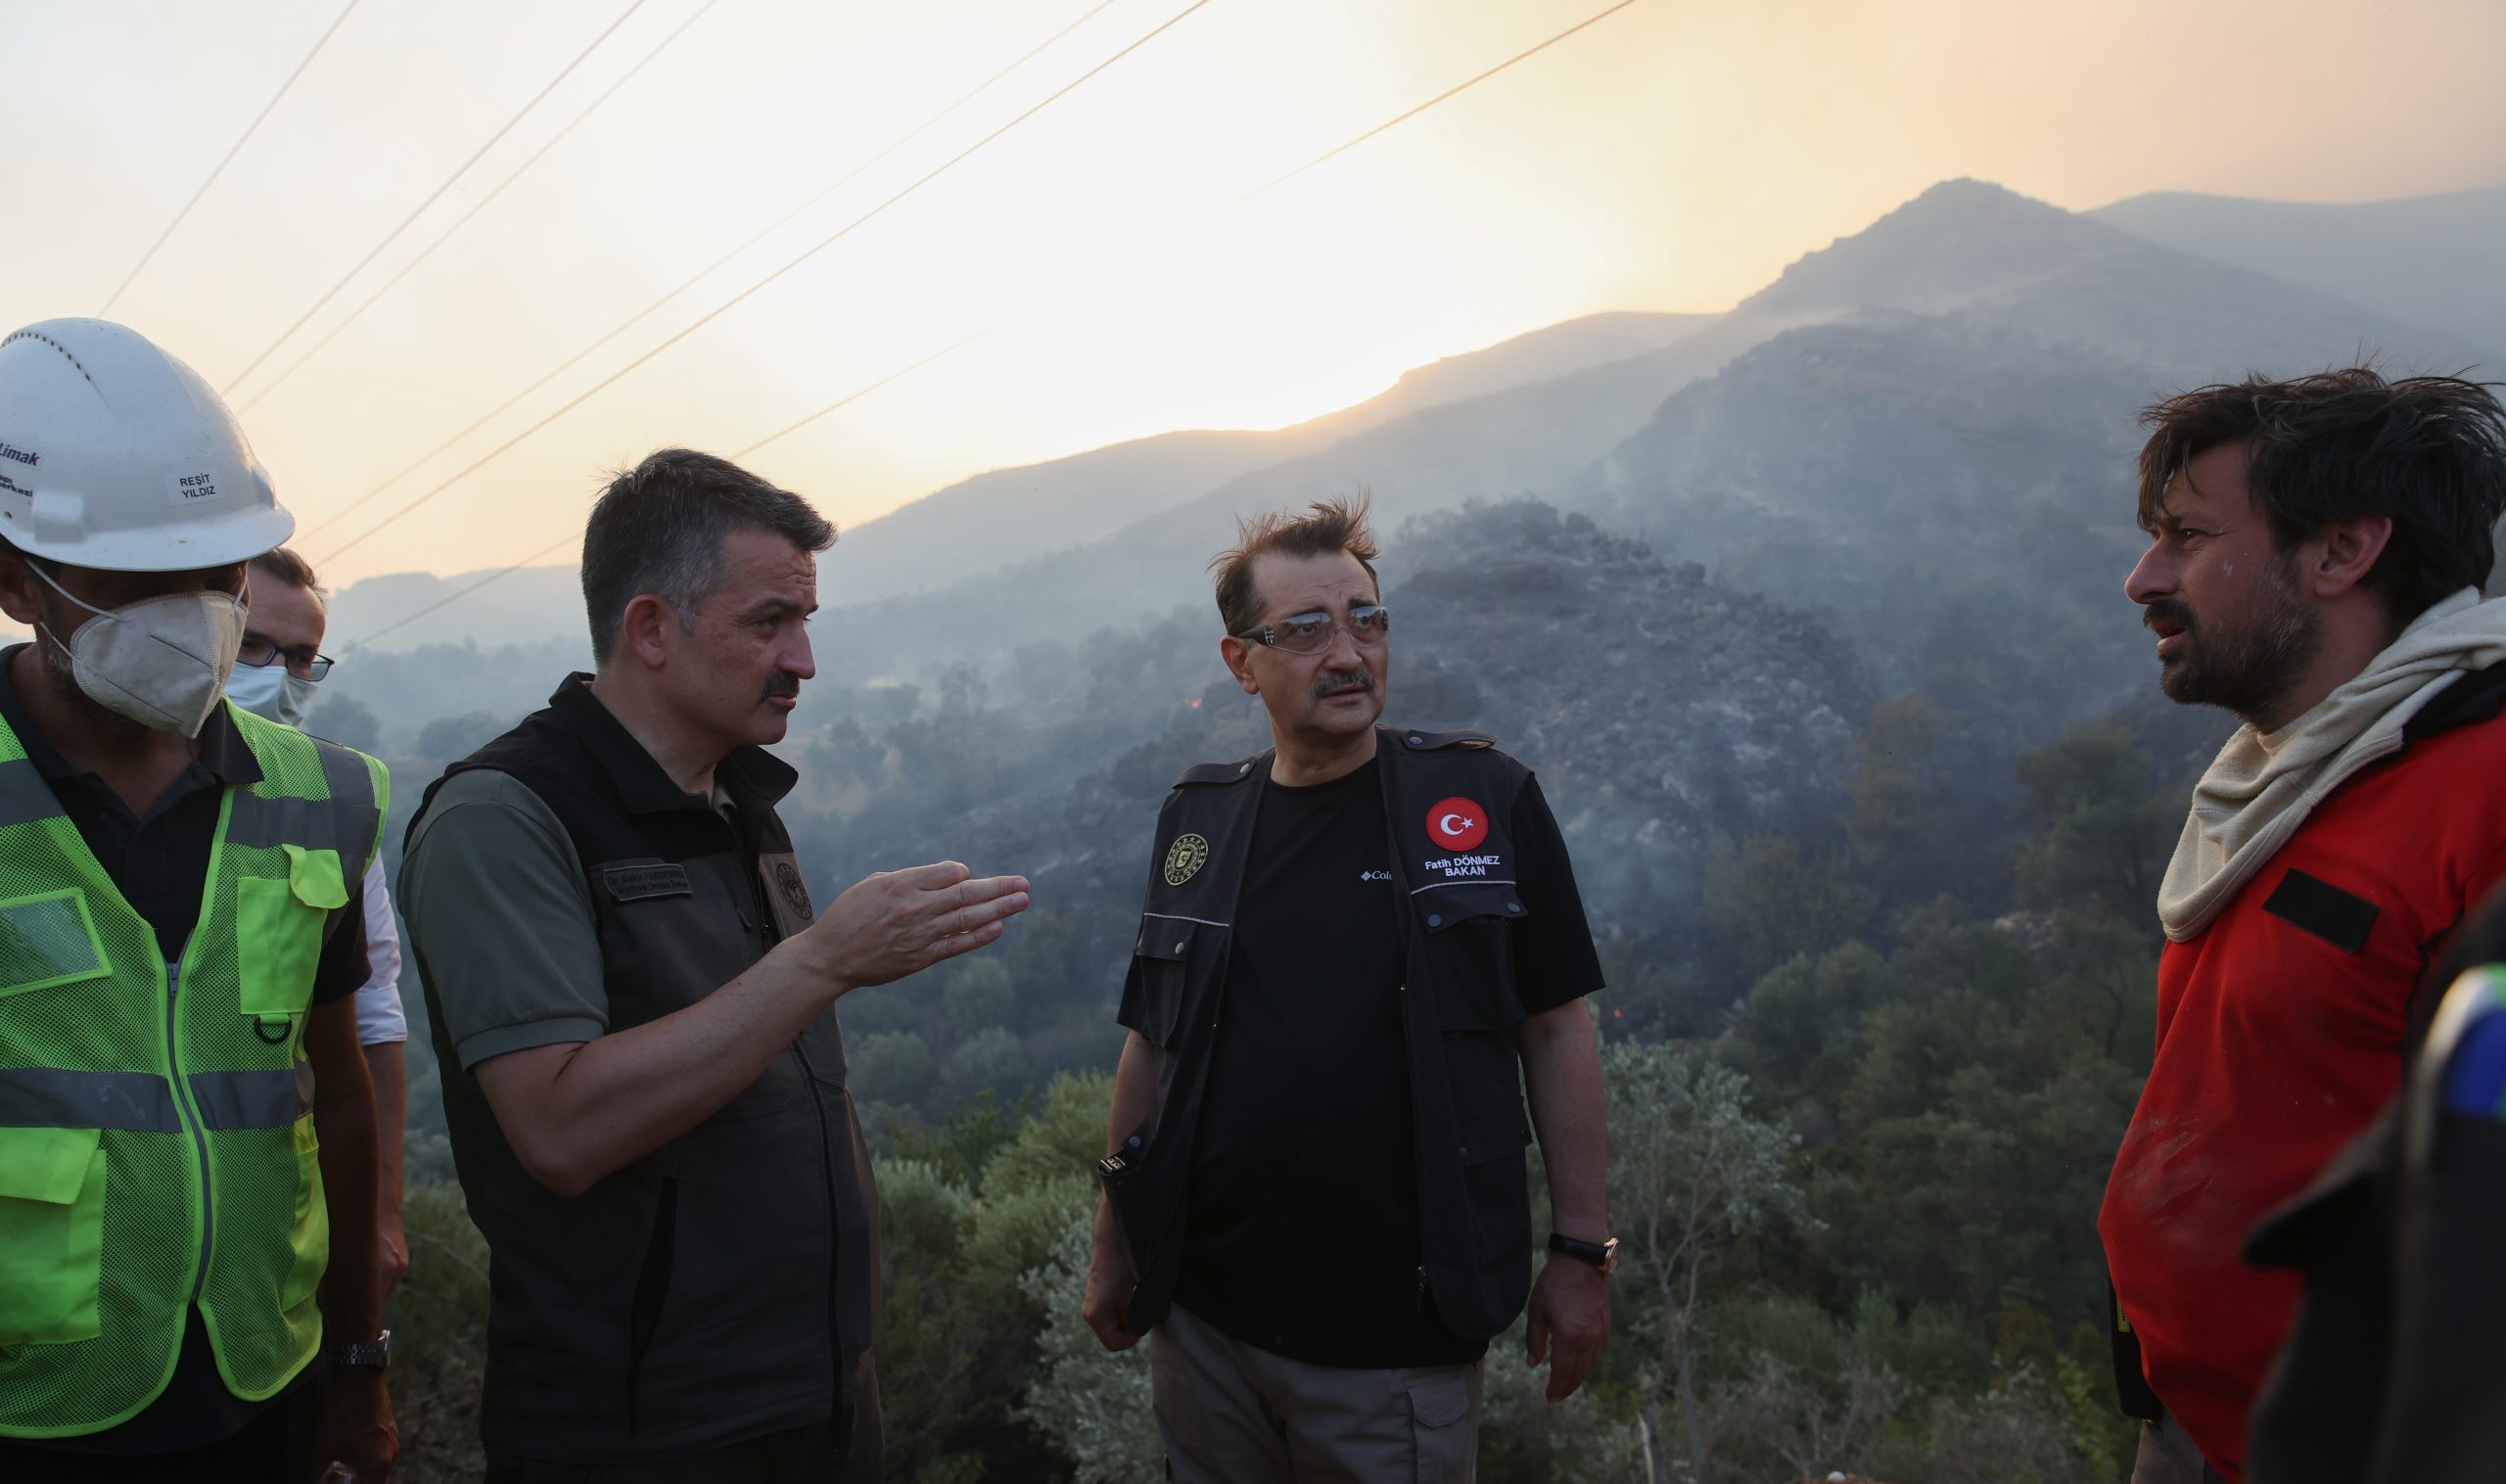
[1150,1304,1484,1483]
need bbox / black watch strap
[1548,1232,1618,1271]
[326,1329,392,1369]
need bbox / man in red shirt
[2098,369,2506,1483]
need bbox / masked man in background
[228,545,415,1302]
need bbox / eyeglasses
[1236,604,1391,655]
[236,634,336,681]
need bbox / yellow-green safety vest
[0,701,386,1438]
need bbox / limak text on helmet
[0,318,294,573]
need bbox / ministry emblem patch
[773,859,813,922]
[1163,832,1211,887]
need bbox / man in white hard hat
[229,546,414,1304]
[0,319,395,1483]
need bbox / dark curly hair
[2137,369,2506,624]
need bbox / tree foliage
[376,677,2182,1481]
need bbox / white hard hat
[0,318,294,573]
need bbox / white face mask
[225,660,320,729]
[29,564,246,736]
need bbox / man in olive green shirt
[400,450,1026,1482]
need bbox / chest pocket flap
[1415,881,1527,933]
[1415,882,1529,1031]
[237,846,348,1019]
[280,844,348,910]
[1127,915,1198,1048]
[1137,917,1197,961]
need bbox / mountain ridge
[2089,183,2506,358]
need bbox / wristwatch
[326,1329,392,1370]
[1548,1232,1620,1275]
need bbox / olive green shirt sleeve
[397,769,607,1071]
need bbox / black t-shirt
[1161,757,1602,1368]
[0,647,367,1457]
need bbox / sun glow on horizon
[2,0,2500,589]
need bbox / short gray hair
[580,448,836,664]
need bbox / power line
[240,0,725,416]
[297,0,1126,545]
[97,0,363,316]
[336,535,575,656]
[340,0,1649,654]
[219,0,651,397]
[317,0,1213,568]
[737,0,1648,458]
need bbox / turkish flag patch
[1425,797,1490,853]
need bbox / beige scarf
[2158,588,2506,943]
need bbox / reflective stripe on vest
[0,755,53,829]
[0,702,386,1438]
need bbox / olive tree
[1604,1040,1807,1484]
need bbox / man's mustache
[1312,668,1375,699]
[765,672,803,700]
[2144,599,2196,634]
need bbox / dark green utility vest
[406,676,879,1464]
[1103,725,1543,1342]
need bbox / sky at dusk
[6,0,2503,589]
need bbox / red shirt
[2100,702,2506,1481]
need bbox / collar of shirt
[547,672,796,818]
[0,643,263,806]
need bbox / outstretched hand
[810,861,1030,993]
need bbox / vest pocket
[626,1177,680,1435]
[1415,883,1529,1030]
[1130,915,1196,1046]
[0,1125,107,1344]
[1457,1095,1535,1321]
[235,860,336,1019]
[0,890,115,999]
[280,1116,329,1312]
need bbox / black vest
[406,676,879,1463]
[1104,725,1543,1342]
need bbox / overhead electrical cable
[296,0,1127,544]
[219,0,651,396]
[336,534,575,656]
[239,0,725,415]
[340,0,1647,653]
[736,0,1649,457]
[316,0,1213,568]
[97,0,364,316]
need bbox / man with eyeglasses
[1084,496,1615,1480]
[230,548,415,1305]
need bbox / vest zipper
[166,962,216,1303]
[792,1037,844,1401]
[751,847,847,1401]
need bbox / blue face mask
[225,661,319,729]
